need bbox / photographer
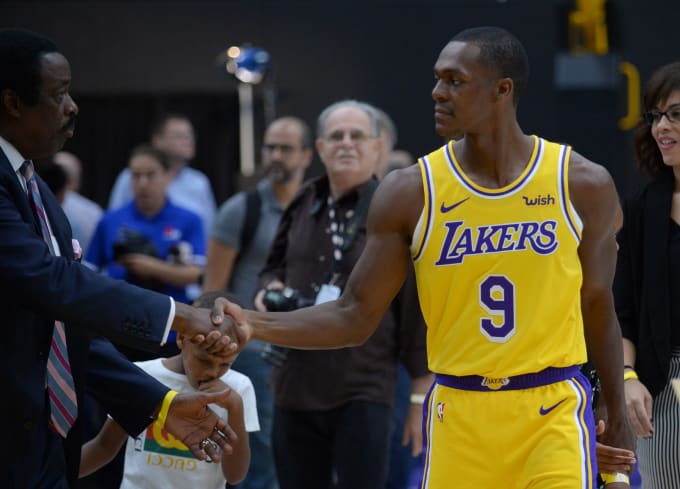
[253,100,431,489]
[86,145,205,357]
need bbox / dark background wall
[4,0,677,206]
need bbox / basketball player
[218,26,635,487]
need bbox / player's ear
[495,77,513,102]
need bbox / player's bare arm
[218,166,423,351]
[568,151,636,453]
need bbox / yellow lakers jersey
[411,136,586,377]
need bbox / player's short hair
[451,26,529,106]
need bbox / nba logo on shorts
[437,402,446,423]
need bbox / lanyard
[327,195,354,277]
[324,179,378,283]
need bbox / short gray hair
[374,107,398,148]
[316,100,380,139]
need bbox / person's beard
[267,161,295,183]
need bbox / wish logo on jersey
[522,194,555,206]
[435,219,559,265]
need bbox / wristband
[410,393,426,404]
[157,390,179,429]
[623,364,635,371]
[623,369,639,381]
[600,472,630,485]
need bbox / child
[80,291,259,488]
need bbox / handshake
[171,297,248,356]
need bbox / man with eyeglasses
[249,100,431,489]
[204,116,312,489]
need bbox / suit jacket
[613,167,673,398]
[0,147,172,488]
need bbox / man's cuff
[161,297,175,346]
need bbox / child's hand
[198,378,229,393]
[199,380,243,411]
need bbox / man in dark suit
[0,28,239,488]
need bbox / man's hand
[625,379,654,437]
[210,297,253,346]
[164,390,238,462]
[595,419,636,473]
[172,302,239,356]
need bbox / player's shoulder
[567,150,620,222]
[372,165,424,237]
[375,165,423,212]
[380,163,422,192]
[567,150,614,189]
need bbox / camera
[262,287,315,312]
[260,287,315,367]
[112,227,163,291]
[112,227,160,261]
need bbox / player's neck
[456,128,534,188]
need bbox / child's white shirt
[118,357,259,489]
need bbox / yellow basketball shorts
[420,367,597,489]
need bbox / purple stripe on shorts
[420,382,437,489]
[572,370,598,488]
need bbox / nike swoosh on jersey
[539,398,567,416]
[440,197,470,213]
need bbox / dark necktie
[20,161,78,437]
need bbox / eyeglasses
[262,143,298,155]
[643,105,680,126]
[324,129,371,144]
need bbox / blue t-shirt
[86,200,205,304]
